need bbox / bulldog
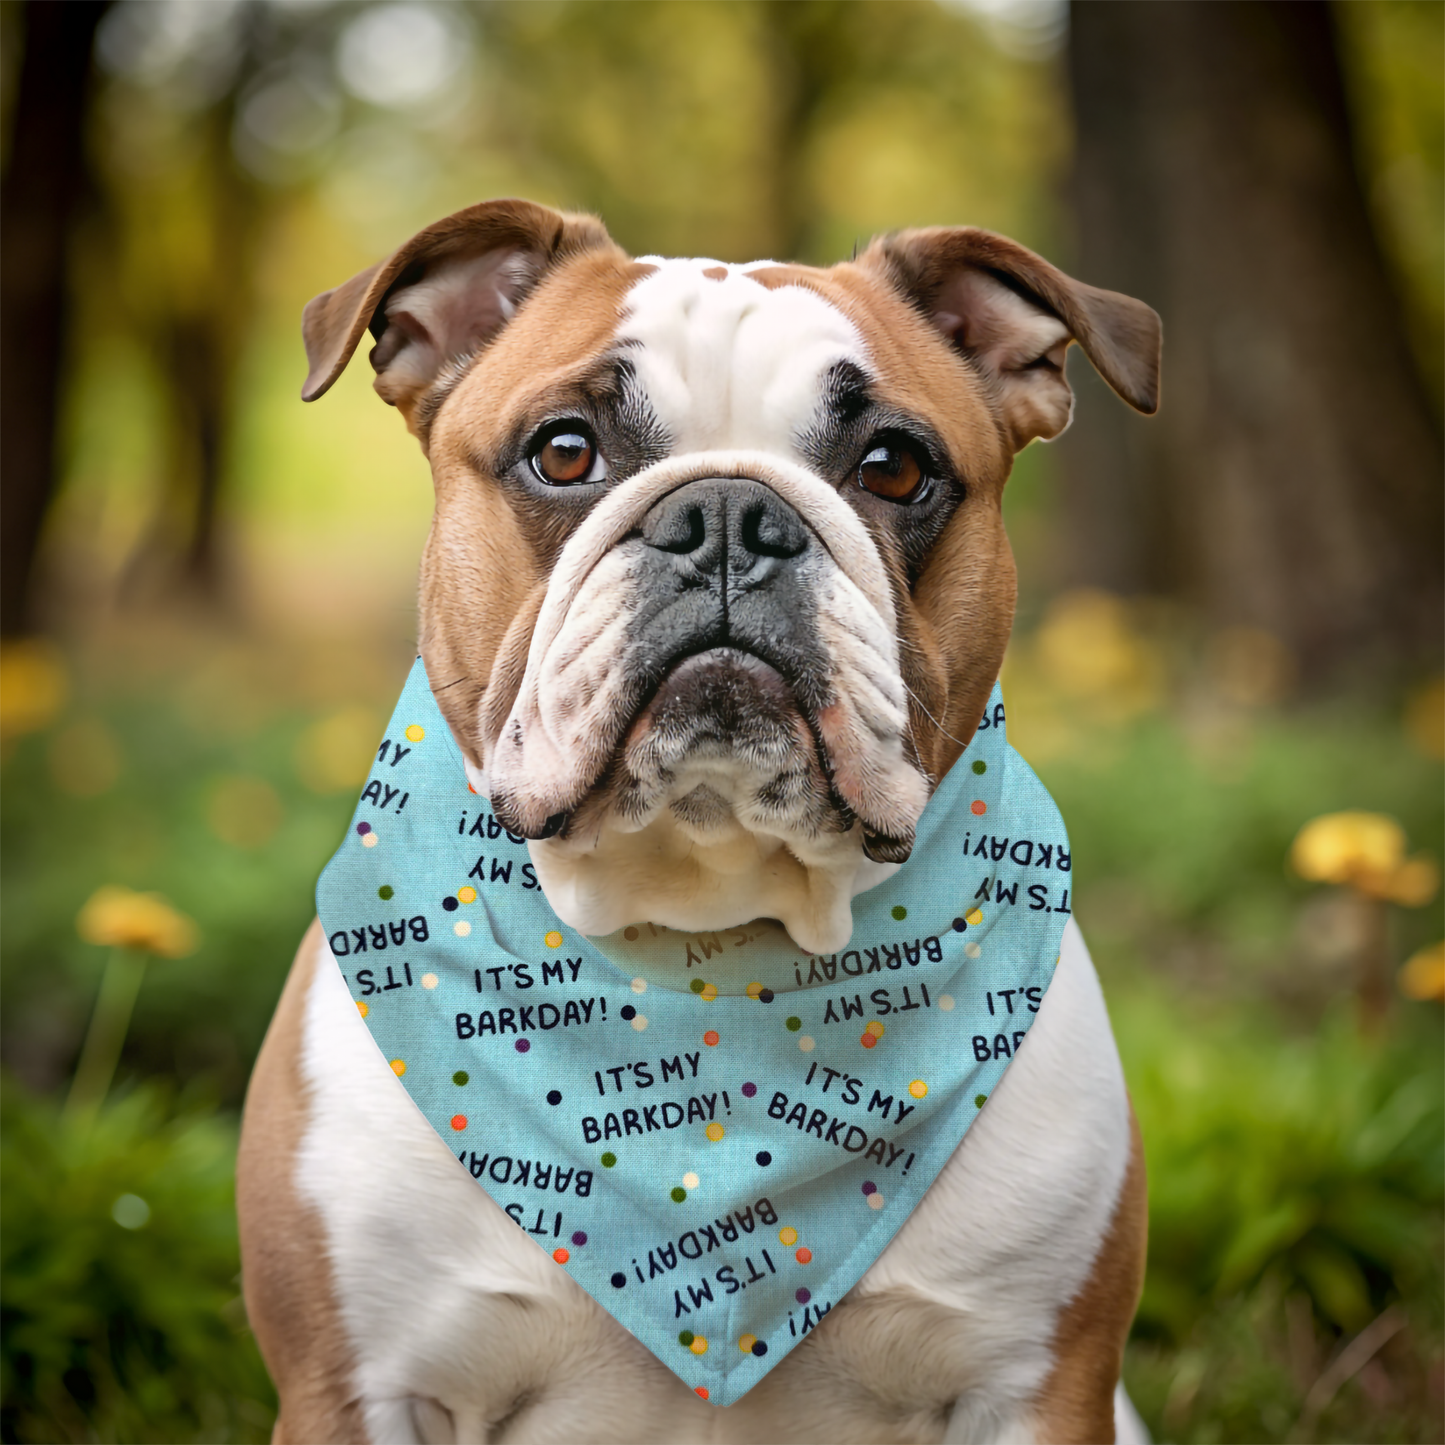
[237,198,1160,1444]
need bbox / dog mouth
[541,646,913,865]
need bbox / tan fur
[238,922,366,1444]
[1031,1109,1148,1444]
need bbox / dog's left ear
[859,227,1161,450]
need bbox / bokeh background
[1,2,1441,1441]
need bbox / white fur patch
[622,259,867,457]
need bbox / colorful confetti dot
[756,1151,772,1166]
[689,1337,708,1356]
[544,930,563,949]
[891,905,907,920]
[458,886,477,904]
[952,916,966,932]
[355,822,371,836]
[785,1016,802,1032]
[694,1388,709,1400]
[611,1272,626,1288]
[971,800,987,816]
[390,1059,406,1076]
[571,1231,587,1246]
[867,1194,885,1211]
[751,1340,768,1357]
[630,977,647,994]
[405,724,425,742]
[798,1035,815,1053]
[778,1226,798,1246]
[972,759,987,775]
[706,1122,725,1142]
[965,908,983,926]
[860,1033,877,1049]
[450,1115,467,1131]
[738,1334,758,1354]
[546,1090,563,1106]
[362,833,378,848]
[671,1187,687,1203]
[861,1181,877,1195]
[745,981,764,999]
[421,973,438,989]
[908,1079,928,1099]
[631,1014,649,1031]
[795,1288,811,1304]
[975,1094,988,1107]
[741,1082,757,1098]
[514,1039,530,1053]
[453,1070,469,1085]
[552,1248,570,1264]
[758,989,775,1003]
[865,1021,885,1038]
[795,1247,813,1264]
[378,885,394,900]
[443,897,459,912]
[703,1030,720,1047]
[964,943,981,959]
[620,1005,636,1020]
[601,1152,617,1167]
[453,920,471,937]
[690,978,706,995]
[699,983,718,1002]
[683,1171,699,1189]
[680,1330,696,1347]
[624,926,639,941]
[938,994,956,1011]
[356,1001,368,1018]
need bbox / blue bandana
[316,658,1072,1406]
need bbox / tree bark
[1061,0,1442,683]
[0,0,110,636]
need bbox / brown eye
[533,428,599,485]
[858,441,925,502]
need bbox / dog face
[303,200,1159,952]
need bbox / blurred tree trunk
[0,0,110,636]
[1060,0,1443,683]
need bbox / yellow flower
[1398,942,1445,1003]
[0,640,67,740]
[1289,812,1438,905]
[77,886,198,958]
[1291,811,1404,884]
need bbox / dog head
[303,199,1159,953]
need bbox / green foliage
[0,1082,274,1444]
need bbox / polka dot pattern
[891,905,907,920]
[378,885,394,900]
[452,1070,469,1085]
[356,1001,368,1018]
[705,1122,724,1141]
[543,930,563,949]
[971,799,987,816]
[390,1059,406,1076]
[453,920,471,937]
[421,972,438,989]
[908,1079,928,1099]
[682,1171,699,1189]
[404,724,425,742]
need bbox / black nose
[642,478,808,581]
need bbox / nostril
[648,504,708,555]
[741,503,807,560]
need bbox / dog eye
[857,439,925,503]
[531,425,603,486]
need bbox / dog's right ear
[301,198,615,424]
